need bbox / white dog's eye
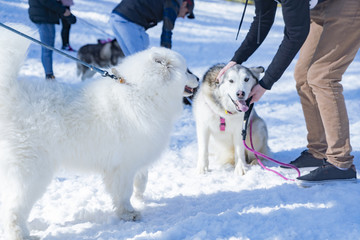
[244,77,249,82]
[229,79,234,83]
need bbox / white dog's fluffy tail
[0,23,33,90]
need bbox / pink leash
[241,101,300,181]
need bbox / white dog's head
[112,47,198,100]
[218,64,264,113]
[184,69,199,97]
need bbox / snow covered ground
[0,0,360,239]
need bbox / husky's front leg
[234,139,249,175]
[103,168,141,221]
[196,123,211,174]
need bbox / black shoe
[296,161,357,187]
[45,74,56,81]
[280,150,324,168]
[61,44,76,52]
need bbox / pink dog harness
[219,110,233,131]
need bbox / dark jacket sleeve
[231,0,277,64]
[232,0,310,90]
[161,0,180,48]
[28,0,66,24]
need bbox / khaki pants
[294,0,360,168]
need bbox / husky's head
[218,64,264,112]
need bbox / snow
[1,0,360,239]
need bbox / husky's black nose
[237,90,245,98]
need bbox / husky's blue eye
[244,77,249,82]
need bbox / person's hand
[64,9,71,17]
[63,9,77,24]
[216,61,236,83]
[248,83,266,104]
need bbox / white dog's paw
[117,209,141,221]
[197,165,209,174]
[132,191,144,201]
[4,215,31,240]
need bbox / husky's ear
[215,73,224,85]
[250,66,265,74]
[100,42,112,60]
[249,66,265,79]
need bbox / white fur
[193,64,270,176]
[0,24,197,240]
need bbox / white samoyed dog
[0,24,198,240]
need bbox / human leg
[36,23,55,77]
[110,13,149,56]
[61,16,71,47]
[294,9,327,160]
[306,0,360,169]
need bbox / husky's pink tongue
[235,100,249,112]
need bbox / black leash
[241,97,254,140]
[0,22,118,80]
[235,0,249,40]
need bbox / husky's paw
[197,159,209,174]
[249,159,259,165]
[234,164,248,176]
[117,209,141,221]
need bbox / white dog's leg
[133,169,148,200]
[196,124,211,174]
[2,156,53,240]
[103,169,141,221]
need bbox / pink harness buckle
[220,117,226,131]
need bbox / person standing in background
[110,0,195,56]
[60,0,76,51]
[28,0,76,80]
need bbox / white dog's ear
[151,52,171,68]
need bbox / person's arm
[259,0,310,90]
[231,0,277,64]
[217,0,277,81]
[248,0,310,104]
[161,0,180,48]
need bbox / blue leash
[0,22,118,80]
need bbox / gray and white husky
[77,39,124,81]
[193,64,270,175]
